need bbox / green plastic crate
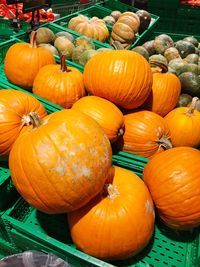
[1,160,200,267]
[0,18,30,38]
[149,31,200,43]
[0,237,20,259]
[98,0,160,48]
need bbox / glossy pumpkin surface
[143,147,200,230]
[0,89,47,159]
[83,50,153,109]
[9,109,112,214]
[72,96,124,143]
[68,166,155,261]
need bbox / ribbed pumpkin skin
[33,64,85,108]
[0,89,47,158]
[143,147,200,230]
[144,72,181,116]
[68,166,155,261]
[4,43,55,89]
[68,15,109,42]
[117,110,171,158]
[72,96,124,143]
[83,50,153,109]
[9,109,112,214]
[164,106,200,147]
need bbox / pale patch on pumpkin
[145,199,155,216]
[51,156,67,176]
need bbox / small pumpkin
[184,53,199,64]
[179,72,200,97]
[72,96,124,143]
[168,58,188,76]
[142,40,155,56]
[71,45,87,64]
[175,40,196,58]
[0,89,47,159]
[116,110,172,158]
[55,31,74,43]
[183,36,199,47]
[38,43,59,56]
[103,15,116,25]
[35,27,55,44]
[9,109,112,214]
[136,9,151,34]
[54,36,75,59]
[110,10,122,21]
[144,65,181,116]
[131,46,149,60]
[154,34,174,55]
[164,97,200,147]
[164,47,181,63]
[4,31,56,89]
[68,166,155,261]
[68,15,109,42]
[79,49,99,66]
[143,146,200,230]
[176,93,193,107]
[73,36,95,50]
[83,50,153,109]
[33,55,85,108]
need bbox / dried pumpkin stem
[30,31,37,48]
[186,97,199,115]
[105,184,120,200]
[21,112,43,128]
[150,61,168,73]
[60,54,71,72]
[117,128,124,136]
[157,135,172,150]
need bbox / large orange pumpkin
[164,97,200,147]
[33,55,85,108]
[68,166,155,261]
[144,70,181,117]
[116,110,172,158]
[0,89,47,159]
[83,50,153,109]
[4,31,56,89]
[72,96,124,143]
[9,109,112,214]
[143,147,200,230]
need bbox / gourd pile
[1,25,200,263]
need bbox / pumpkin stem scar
[30,31,37,49]
[104,184,120,200]
[186,97,199,115]
[21,112,44,128]
[60,54,71,72]
[117,128,124,136]
[157,135,172,150]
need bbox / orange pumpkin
[83,50,153,109]
[68,166,155,261]
[0,89,47,159]
[116,110,172,158]
[9,109,112,214]
[72,96,124,143]
[4,31,56,89]
[164,97,200,147]
[68,15,109,42]
[33,55,85,108]
[143,146,200,230]
[144,70,181,117]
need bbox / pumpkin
[35,27,55,45]
[4,32,55,89]
[74,36,95,50]
[79,49,99,66]
[154,34,174,55]
[38,43,59,56]
[136,9,151,34]
[142,40,155,56]
[72,96,124,143]
[33,55,85,108]
[143,146,200,230]
[68,15,109,42]
[110,10,122,21]
[9,109,112,214]
[175,40,196,58]
[164,47,181,63]
[111,12,140,47]
[54,36,75,59]
[131,46,149,60]
[183,36,199,47]
[83,50,153,109]
[103,15,116,25]
[0,89,47,159]
[144,66,181,116]
[176,93,193,107]
[68,166,155,261]
[164,97,200,147]
[179,72,200,97]
[184,53,199,64]
[116,110,172,158]
[55,31,74,43]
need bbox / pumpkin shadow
[36,210,73,245]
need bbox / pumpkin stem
[112,41,125,50]
[158,135,172,150]
[30,31,37,48]
[150,61,168,73]
[186,97,199,115]
[117,128,124,136]
[104,184,120,200]
[60,54,71,72]
[21,112,43,128]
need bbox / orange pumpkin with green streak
[9,109,112,214]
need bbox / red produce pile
[0,0,55,22]
[180,0,200,7]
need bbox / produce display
[1,1,200,266]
